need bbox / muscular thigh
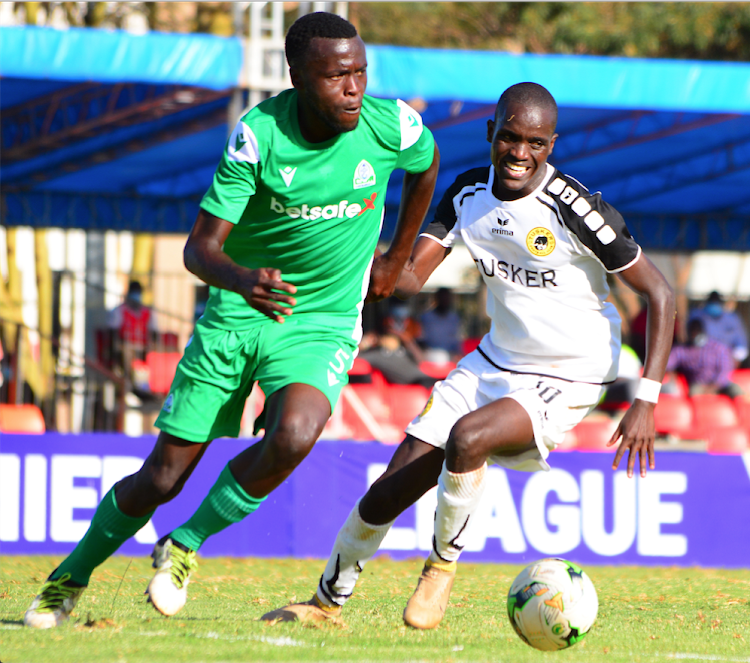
[406,349,605,472]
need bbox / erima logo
[162,394,174,413]
[279,166,297,187]
[270,194,376,220]
[492,212,513,236]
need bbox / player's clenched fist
[239,268,297,322]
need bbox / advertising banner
[1,434,749,567]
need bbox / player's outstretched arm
[608,253,675,478]
[368,144,440,302]
[393,236,451,300]
[184,209,297,323]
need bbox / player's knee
[446,419,484,467]
[146,465,187,504]
[267,413,324,470]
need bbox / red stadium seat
[731,369,750,395]
[385,384,431,432]
[553,429,578,452]
[419,361,457,379]
[462,338,481,356]
[706,426,750,454]
[0,404,45,434]
[734,395,750,430]
[572,417,618,452]
[348,357,372,377]
[340,384,394,441]
[691,393,738,438]
[653,395,694,438]
[146,351,182,395]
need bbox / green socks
[170,463,265,552]
[52,488,153,586]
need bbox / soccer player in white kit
[262,82,676,629]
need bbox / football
[507,558,598,651]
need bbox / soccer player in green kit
[25,11,439,628]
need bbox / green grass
[1,555,749,663]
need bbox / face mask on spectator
[705,302,723,318]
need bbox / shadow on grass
[0,619,24,626]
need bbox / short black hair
[127,280,142,296]
[285,12,358,68]
[496,82,558,132]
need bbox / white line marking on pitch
[138,629,304,647]
[662,654,750,662]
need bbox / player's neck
[296,103,339,144]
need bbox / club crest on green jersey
[353,160,376,189]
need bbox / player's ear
[486,119,495,144]
[289,66,302,90]
[548,133,558,155]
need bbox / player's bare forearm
[184,209,297,322]
[618,253,676,384]
[394,236,450,299]
[610,252,675,477]
[388,143,440,262]
[369,144,440,301]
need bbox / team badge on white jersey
[526,227,556,256]
[353,159,376,189]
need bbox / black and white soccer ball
[507,558,598,651]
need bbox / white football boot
[146,537,198,616]
[24,573,86,629]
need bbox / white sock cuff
[350,498,395,537]
[440,462,487,501]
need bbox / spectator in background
[108,280,158,388]
[358,301,435,388]
[689,291,748,366]
[419,287,462,363]
[665,317,743,397]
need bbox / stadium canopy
[3,26,750,251]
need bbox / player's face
[487,101,557,200]
[293,36,367,142]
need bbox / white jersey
[422,163,641,384]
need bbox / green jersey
[199,89,435,331]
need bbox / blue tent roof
[3,26,750,250]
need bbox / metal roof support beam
[554,111,742,165]
[2,83,231,162]
[596,134,750,204]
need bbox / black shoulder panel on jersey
[424,166,492,241]
[541,169,640,272]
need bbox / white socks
[429,462,487,564]
[316,499,394,608]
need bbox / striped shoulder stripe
[536,192,565,227]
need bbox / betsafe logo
[270,193,377,220]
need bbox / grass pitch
[1,555,749,663]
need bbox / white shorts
[404,349,607,472]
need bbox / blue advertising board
[1,434,749,568]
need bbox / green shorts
[154,315,358,443]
